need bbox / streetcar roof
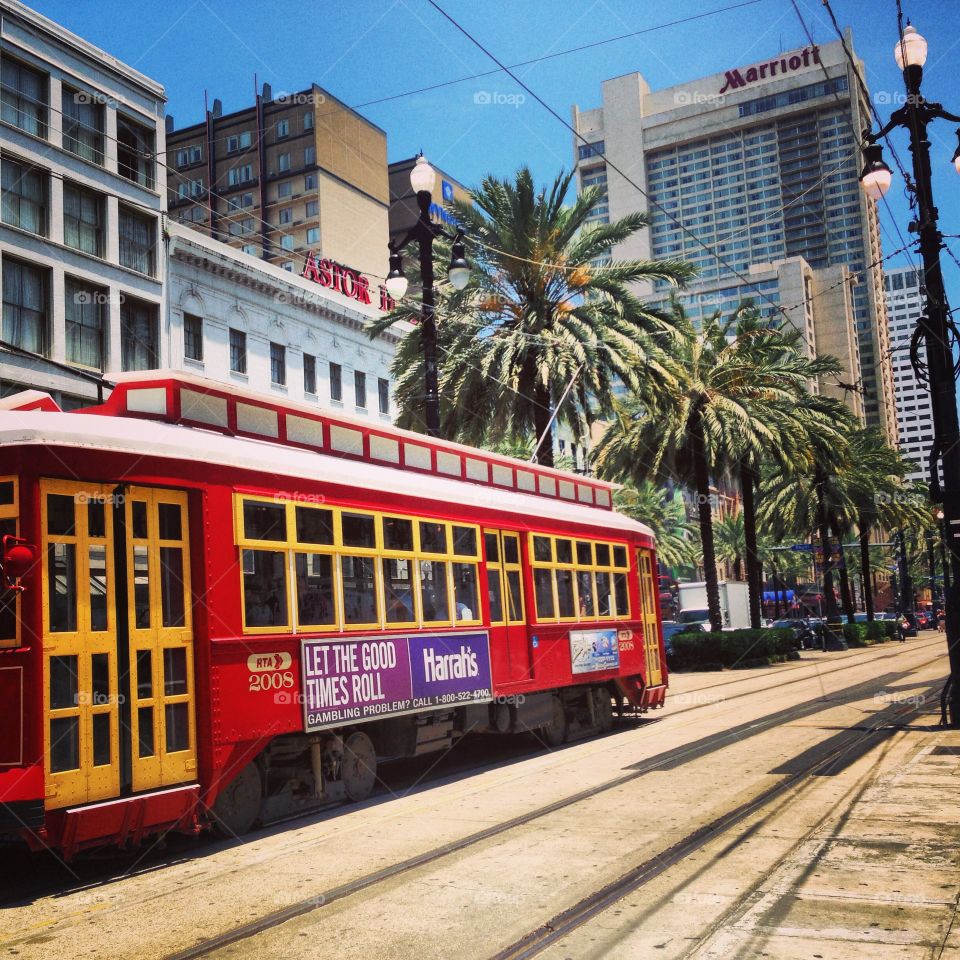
[0,412,655,539]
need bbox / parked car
[676,608,713,631]
[661,620,704,659]
[770,618,812,650]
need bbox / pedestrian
[938,611,946,633]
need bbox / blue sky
[29,0,960,294]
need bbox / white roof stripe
[0,413,654,539]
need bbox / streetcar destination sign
[300,631,493,732]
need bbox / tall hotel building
[572,34,897,439]
[884,265,931,482]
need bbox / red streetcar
[0,373,667,858]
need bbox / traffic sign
[790,543,814,552]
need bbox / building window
[227,131,252,153]
[306,200,318,217]
[304,174,317,190]
[276,118,289,139]
[230,328,246,374]
[279,207,292,224]
[303,111,313,130]
[354,370,367,409]
[118,206,156,275]
[329,361,342,402]
[281,261,294,272]
[304,146,315,165]
[63,182,104,256]
[228,164,253,186]
[241,243,257,255]
[0,58,46,138]
[2,258,48,354]
[577,140,604,160]
[278,152,291,172]
[378,377,390,415]
[1,159,47,235]
[116,115,155,189]
[270,342,286,386]
[280,235,294,251]
[306,227,319,244]
[61,87,103,164]
[278,181,293,198]
[303,353,316,394]
[183,313,203,362]
[65,278,104,370]
[120,297,158,371]
[176,145,202,167]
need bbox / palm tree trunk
[691,412,722,632]
[815,466,840,622]
[831,518,855,623]
[740,462,762,629]
[531,383,554,468]
[858,513,875,621]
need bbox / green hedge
[843,620,897,646]
[670,628,797,671]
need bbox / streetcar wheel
[594,688,614,732]
[541,695,568,747]
[342,732,377,801]
[212,762,262,836]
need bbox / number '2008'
[249,671,294,692]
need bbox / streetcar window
[533,568,555,619]
[556,568,576,618]
[138,707,154,757]
[49,655,78,709]
[596,571,612,616]
[505,571,524,623]
[0,480,13,505]
[614,572,630,617]
[502,535,519,565]
[50,717,80,772]
[131,501,149,539]
[578,572,596,617]
[243,501,286,541]
[87,501,106,538]
[484,532,499,563]
[47,493,76,536]
[613,545,628,569]
[382,557,416,625]
[91,653,110,703]
[342,512,376,549]
[296,553,336,627]
[576,541,592,566]
[595,543,611,567]
[419,559,450,622]
[48,542,77,632]
[341,555,377,625]
[89,545,108,632]
[555,539,573,565]
[160,547,186,628]
[0,486,18,647]
[452,525,477,557]
[296,506,334,545]
[532,536,552,563]
[419,521,447,555]
[382,516,414,552]
[158,502,183,541]
[487,568,504,623]
[166,703,190,753]
[92,713,111,767]
[242,549,288,628]
[164,648,188,696]
[453,563,479,621]
[133,545,151,628]
[136,650,153,699]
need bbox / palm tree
[595,305,838,633]
[715,512,745,581]
[369,166,694,465]
[615,481,698,570]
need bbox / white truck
[677,581,751,631]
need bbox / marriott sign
[719,46,821,94]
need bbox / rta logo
[441,180,455,202]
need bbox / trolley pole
[861,23,960,725]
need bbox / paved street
[2,633,957,960]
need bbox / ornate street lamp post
[860,23,960,723]
[386,155,470,437]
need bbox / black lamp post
[386,155,471,437]
[860,23,960,724]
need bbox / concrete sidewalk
[699,714,960,958]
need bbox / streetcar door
[125,487,197,793]
[484,529,531,682]
[636,549,663,686]
[42,481,121,809]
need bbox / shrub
[842,623,872,647]
[669,627,796,671]
[864,621,889,643]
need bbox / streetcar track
[161,647,945,960]
[488,684,940,960]
[0,639,940,915]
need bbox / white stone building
[166,221,404,419]
[0,0,166,407]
